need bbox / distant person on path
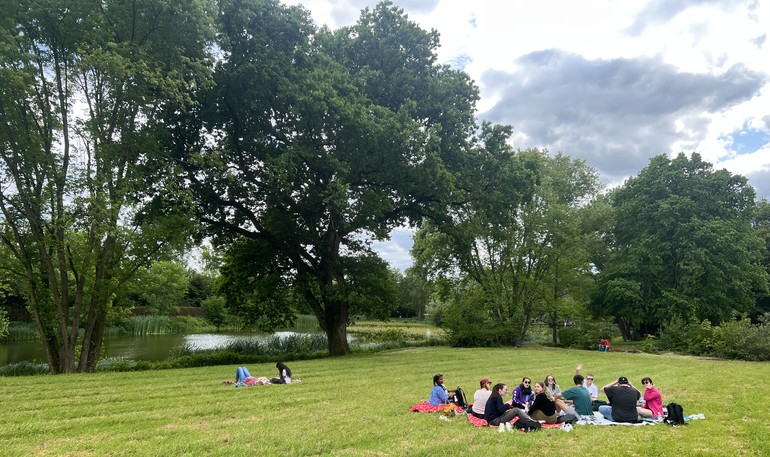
[599,376,641,423]
[512,377,535,411]
[428,373,455,406]
[484,383,533,431]
[528,381,558,424]
[637,377,664,419]
[272,362,292,384]
[470,378,492,419]
[599,339,611,352]
[561,374,594,418]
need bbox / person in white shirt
[576,364,603,410]
[470,378,492,418]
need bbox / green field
[2,346,768,456]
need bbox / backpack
[665,402,685,425]
[452,387,467,407]
[513,416,542,432]
[557,412,578,424]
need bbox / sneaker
[498,423,506,433]
[505,422,514,432]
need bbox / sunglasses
[586,378,594,380]
[523,381,530,384]
[643,381,651,384]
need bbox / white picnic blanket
[576,412,661,426]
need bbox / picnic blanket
[467,414,562,429]
[409,401,464,413]
[576,412,659,426]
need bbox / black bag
[665,402,685,425]
[557,412,577,424]
[451,387,467,407]
[513,416,542,432]
[591,399,608,411]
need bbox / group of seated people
[428,364,664,426]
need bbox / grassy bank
[1,346,767,456]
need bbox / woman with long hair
[273,362,292,384]
[428,373,450,405]
[528,381,558,424]
[484,383,532,432]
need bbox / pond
[0,330,324,367]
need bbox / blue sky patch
[724,125,770,155]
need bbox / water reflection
[1,331,329,366]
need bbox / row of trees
[0,0,493,372]
[2,0,768,373]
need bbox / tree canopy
[171,0,480,355]
[591,153,769,339]
[0,0,214,372]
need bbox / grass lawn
[2,346,768,456]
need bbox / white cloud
[284,0,770,270]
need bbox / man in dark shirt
[599,376,641,422]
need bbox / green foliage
[658,314,770,361]
[558,321,617,350]
[594,153,768,340]
[201,295,227,329]
[0,0,215,372]
[176,0,482,355]
[0,307,8,340]
[414,147,601,344]
[0,361,51,377]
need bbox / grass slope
[2,346,768,456]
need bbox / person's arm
[601,379,618,395]
[575,364,583,375]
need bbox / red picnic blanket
[467,414,562,429]
[409,401,464,413]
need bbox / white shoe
[505,422,514,432]
[498,423,506,433]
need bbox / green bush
[0,360,51,376]
[657,314,770,361]
[558,320,617,350]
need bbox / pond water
[0,330,323,367]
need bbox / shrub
[0,361,50,376]
[558,320,617,350]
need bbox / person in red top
[637,377,663,419]
[599,339,611,352]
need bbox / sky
[286,0,770,271]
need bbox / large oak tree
[176,0,479,355]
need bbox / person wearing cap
[470,378,492,419]
[599,376,641,423]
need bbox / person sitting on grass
[528,381,558,424]
[470,378,492,419]
[561,374,594,418]
[428,373,455,406]
[637,377,663,419]
[271,362,292,384]
[599,376,641,423]
[576,364,603,410]
[484,383,533,431]
[512,377,535,410]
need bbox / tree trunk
[325,303,352,356]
